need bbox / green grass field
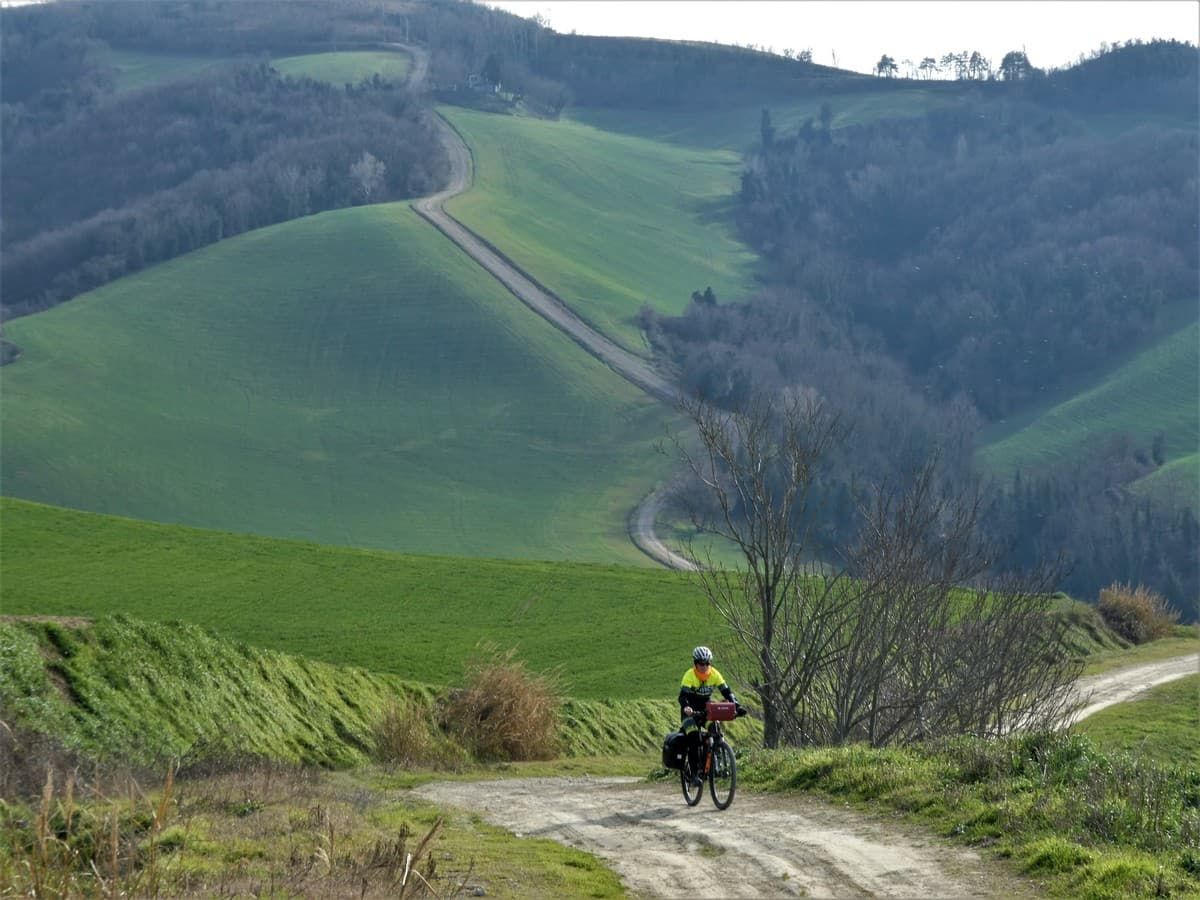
[1075,674,1200,769]
[100,49,232,92]
[979,320,1199,477]
[568,86,963,151]
[1,204,674,564]
[271,50,412,85]
[440,106,760,354]
[0,498,718,698]
[1131,452,1199,507]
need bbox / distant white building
[467,72,500,93]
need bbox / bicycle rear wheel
[681,757,704,806]
[709,741,736,809]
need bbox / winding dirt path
[629,481,700,571]
[402,64,689,567]
[1067,652,1198,725]
[410,118,675,404]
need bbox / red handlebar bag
[706,701,737,721]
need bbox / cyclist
[679,645,744,785]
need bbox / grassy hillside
[0,615,684,766]
[1075,673,1200,769]
[271,50,411,85]
[569,86,964,151]
[979,320,1199,477]
[440,106,760,353]
[1131,452,1199,507]
[0,499,719,698]
[0,616,418,766]
[100,49,232,92]
[1,204,674,565]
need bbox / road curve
[1067,651,1198,725]
[629,481,700,571]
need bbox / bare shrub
[375,700,435,767]
[672,387,1081,748]
[1097,582,1181,644]
[441,647,562,762]
[373,700,468,771]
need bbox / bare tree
[670,388,1081,749]
[350,150,386,204]
[670,388,847,747]
[812,456,1080,745]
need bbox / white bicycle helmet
[692,645,713,664]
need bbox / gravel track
[413,654,1196,898]
[414,776,1039,898]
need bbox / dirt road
[629,482,700,571]
[1066,651,1198,725]
[414,776,1037,898]
[414,654,1196,898]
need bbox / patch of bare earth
[1,614,93,627]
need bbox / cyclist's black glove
[735,703,748,718]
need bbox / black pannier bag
[662,730,687,769]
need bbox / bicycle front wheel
[681,757,704,806]
[709,741,736,809]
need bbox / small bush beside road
[1098,583,1182,644]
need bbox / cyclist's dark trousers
[681,715,702,773]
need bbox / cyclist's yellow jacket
[679,665,735,714]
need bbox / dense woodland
[643,41,1198,606]
[2,2,1196,607]
[2,24,447,316]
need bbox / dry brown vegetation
[440,646,563,762]
[373,699,468,772]
[1097,582,1182,644]
[373,646,567,769]
[0,757,464,898]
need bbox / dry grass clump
[373,700,467,771]
[441,646,563,762]
[1,759,462,898]
[0,764,178,898]
[1097,582,1181,644]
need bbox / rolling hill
[568,85,964,151]
[440,105,761,354]
[978,320,1199,479]
[271,49,412,85]
[0,204,674,564]
[0,497,715,698]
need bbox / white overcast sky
[485,1,1199,75]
